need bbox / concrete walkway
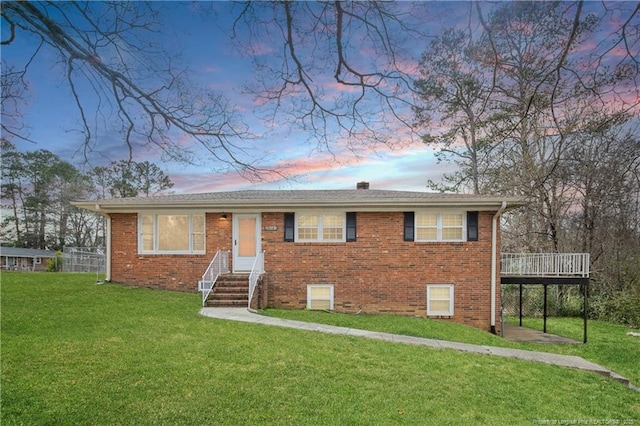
[200,307,636,391]
[502,322,582,344]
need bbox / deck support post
[543,284,548,334]
[502,272,589,344]
[490,201,508,335]
[519,284,523,327]
[582,284,588,344]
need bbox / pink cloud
[323,81,364,94]
[244,42,275,57]
[164,133,446,194]
[170,170,250,193]
[271,155,342,175]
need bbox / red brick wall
[108,210,501,332]
[262,211,501,332]
[109,213,232,291]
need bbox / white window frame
[138,212,206,254]
[295,212,346,243]
[307,284,334,310]
[415,210,466,242]
[34,257,42,265]
[427,284,454,316]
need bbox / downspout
[490,201,507,334]
[105,214,111,282]
[95,204,111,282]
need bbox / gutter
[71,196,527,214]
[490,201,507,334]
[105,215,111,282]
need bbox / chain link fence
[62,247,105,274]
[502,284,585,318]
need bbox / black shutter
[346,212,357,242]
[467,211,479,241]
[404,212,415,241]
[284,213,295,242]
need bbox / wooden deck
[500,253,590,343]
[501,253,589,279]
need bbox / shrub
[589,291,640,328]
[46,251,63,272]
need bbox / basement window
[307,285,334,310]
[139,213,205,254]
[427,284,454,317]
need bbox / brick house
[0,246,57,271]
[73,184,524,333]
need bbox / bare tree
[472,2,637,253]
[415,2,638,248]
[2,1,638,181]
[230,1,426,155]
[1,64,32,143]
[1,1,267,179]
[414,28,494,194]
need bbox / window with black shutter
[346,212,357,242]
[404,212,415,241]
[467,211,479,241]
[284,213,295,242]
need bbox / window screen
[307,285,334,310]
[139,213,206,254]
[427,284,454,316]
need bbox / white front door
[232,214,261,272]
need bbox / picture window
[139,213,205,254]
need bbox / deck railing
[248,251,265,309]
[501,253,590,277]
[199,250,230,305]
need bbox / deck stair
[204,274,249,307]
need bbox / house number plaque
[264,226,278,231]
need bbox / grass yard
[262,309,640,387]
[2,273,639,425]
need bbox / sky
[2,1,637,195]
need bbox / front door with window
[232,214,261,272]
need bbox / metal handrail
[200,250,230,305]
[248,250,265,309]
[500,253,590,277]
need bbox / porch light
[221,214,228,220]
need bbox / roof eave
[73,197,527,214]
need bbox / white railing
[200,250,230,305]
[500,253,590,277]
[248,251,265,309]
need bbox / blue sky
[2,1,635,194]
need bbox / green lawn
[261,309,640,387]
[2,273,639,425]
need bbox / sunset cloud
[4,1,634,200]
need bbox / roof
[72,189,527,213]
[0,246,57,258]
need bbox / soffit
[71,189,527,213]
